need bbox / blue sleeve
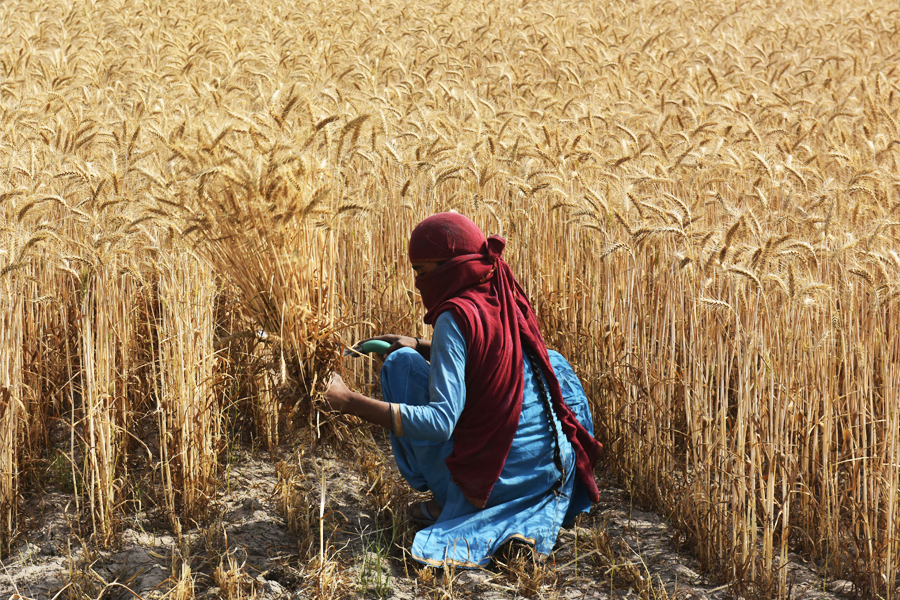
[397,312,467,441]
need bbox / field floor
[0,442,852,600]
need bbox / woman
[325,212,602,567]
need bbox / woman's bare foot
[411,498,443,524]
[424,498,442,519]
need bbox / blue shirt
[396,311,468,441]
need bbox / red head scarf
[410,212,601,508]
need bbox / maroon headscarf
[409,212,601,508]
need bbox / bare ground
[0,439,857,600]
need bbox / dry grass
[0,265,23,553]
[212,551,259,600]
[275,454,324,559]
[494,543,558,599]
[164,562,197,600]
[2,0,900,595]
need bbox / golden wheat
[1,0,899,595]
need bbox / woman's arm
[393,313,466,442]
[323,329,432,430]
[323,374,392,430]
[324,320,460,435]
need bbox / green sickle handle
[344,339,393,357]
[359,340,392,355]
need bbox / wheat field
[2,0,899,595]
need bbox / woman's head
[408,212,487,264]
[408,212,503,316]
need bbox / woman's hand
[322,372,393,430]
[323,373,352,412]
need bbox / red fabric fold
[409,212,602,508]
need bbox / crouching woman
[324,212,602,568]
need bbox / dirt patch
[0,443,855,600]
